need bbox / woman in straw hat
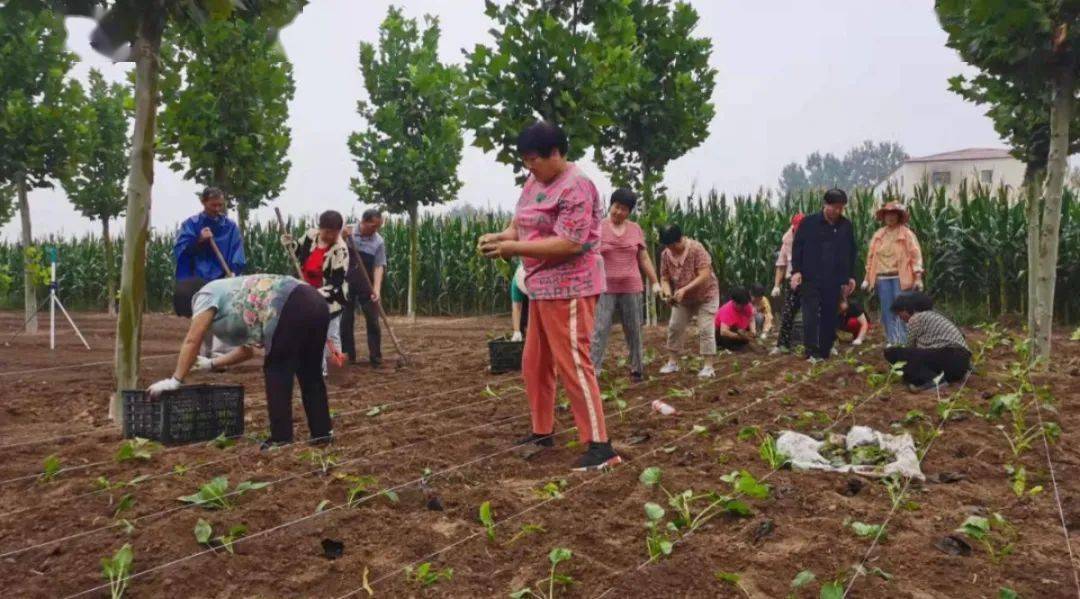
[860,201,924,346]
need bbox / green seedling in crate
[178,476,268,510]
[100,543,133,599]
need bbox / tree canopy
[62,69,130,225]
[778,140,907,194]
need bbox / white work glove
[770,285,781,298]
[914,279,924,291]
[148,377,181,398]
[190,356,214,372]
[651,282,663,296]
[860,280,870,292]
[853,338,864,346]
[510,331,523,342]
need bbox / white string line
[0,351,465,451]
[0,353,177,378]
[62,393,670,599]
[1032,391,1080,597]
[0,378,522,521]
[842,374,971,597]
[57,354,778,597]
[0,370,509,484]
[589,350,886,598]
[352,352,860,598]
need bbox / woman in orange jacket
[860,202,924,346]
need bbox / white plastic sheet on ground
[776,425,924,480]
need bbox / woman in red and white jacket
[861,201,924,346]
[294,210,351,376]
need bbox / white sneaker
[660,361,680,374]
[697,365,715,379]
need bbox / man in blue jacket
[790,188,857,362]
[173,187,246,356]
[173,187,246,281]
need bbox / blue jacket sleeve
[174,218,200,278]
[227,223,247,275]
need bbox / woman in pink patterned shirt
[478,121,620,472]
[590,189,660,383]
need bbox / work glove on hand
[148,377,181,398]
[651,282,663,296]
[510,331,523,342]
[770,285,781,298]
[914,279,924,291]
[853,338,864,346]
[190,356,214,372]
[860,280,871,292]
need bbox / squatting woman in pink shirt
[589,189,660,383]
[478,121,620,472]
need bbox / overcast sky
[2,0,1002,242]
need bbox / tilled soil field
[0,311,1078,598]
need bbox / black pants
[716,329,750,352]
[884,346,971,386]
[776,284,801,350]
[801,283,841,359]
[340,295,382,363]
[265,285,332,443]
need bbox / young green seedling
[336,473,379,507]
[956,513,1016,563]
[849,521,886,542]
[504,523,546,546]
[177,476,269,510]
[509,547,576,599]
[405,562,453,588]
[100,543,133,599]
[714,572,750,597]
[113,494,135,520]
[300,448,340,475]
[194,519,248,554]
[534,479,568,500]
[115,437,162,463]
[758,433,790,470]
[40,455,61,483]
[1004,464,1043,498]
[479,501,496,541]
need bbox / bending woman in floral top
[150,275,333,447]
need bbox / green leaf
[194,518,212,544]
[639,466,662,487]
[714,571,740,584]
[998,588,1019,599]
[850,521,886,540]
[644,502,666,521]
[548,547,572,566]
[820,581,844,599]
[791,569,816,588]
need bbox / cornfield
[2,185,1079,324]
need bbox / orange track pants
[523,296,609,444]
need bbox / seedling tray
[123,384,244,445]
[488,337,524,374]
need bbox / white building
[874,148,1026,197]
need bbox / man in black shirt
[790,188,857,361]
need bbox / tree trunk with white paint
[1032,62,1075,362]
[17,173,37,334]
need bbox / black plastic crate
[488,338,524,374]
[123,384,244,444]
